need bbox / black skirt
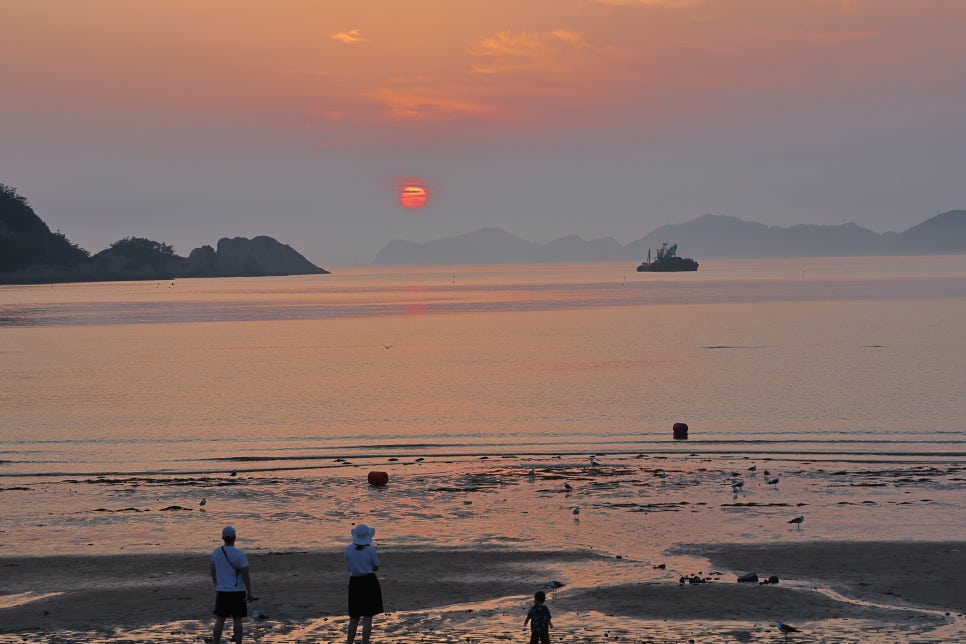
[347,573,384,618]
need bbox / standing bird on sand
[542,580,565,598]
[589,455,599,467]
[777,621,801,641]
[572,506,580,517]
[200,497,207,507]
[563,482,573,492]
[767,477,781,488]
[788,515,805,530]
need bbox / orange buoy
[367,471,389,486]
[672,422,689,440]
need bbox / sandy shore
[2,542,964,642]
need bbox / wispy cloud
[366,86,504,121]
[330,29,369,45]
[469,30,593,75]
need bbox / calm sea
[2,256,965,477]
[4,257,966,644]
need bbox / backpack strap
[221,546,241,584]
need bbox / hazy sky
[3,0,964,267]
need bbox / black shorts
[347,573,384,618]
[213,591,248,618]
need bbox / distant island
[0,183,328,284]
[372,210,966,266]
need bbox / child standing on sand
[524,590,552,644]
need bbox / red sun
[399,183,429,209]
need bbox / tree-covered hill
[0,183,328,283]
[0,183,89,273]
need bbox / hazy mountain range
[372,210,966,266]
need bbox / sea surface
[2,257,966,641]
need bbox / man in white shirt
[210,525,254,644]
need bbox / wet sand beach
[3,452,966,641]
[2,542,964,642]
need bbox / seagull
[563,482,573,491]
[788,515,805,530]
[777,621,801,641]
[542,580,566,597]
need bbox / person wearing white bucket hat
[344,523,383,644]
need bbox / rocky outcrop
[185,236,328,277]
[1,234,328,284]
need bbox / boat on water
[636,243,699,272]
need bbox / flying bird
[382,343,394,349]
[788,515,805,530]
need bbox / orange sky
[2,0,965,265]
[6,0,963,145]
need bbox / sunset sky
[3,0,964,266]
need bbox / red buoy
[672,422,689,440]
[367,471,389,486]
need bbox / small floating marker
[367,471,389,486]
[672,422,689,440]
